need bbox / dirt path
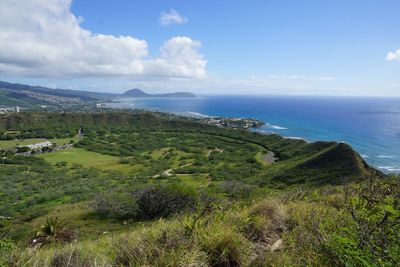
[262,151,277,165]
[163,168,173,176]
[153,163,191,178]
[206,148,223,157]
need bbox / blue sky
[0,0,400,96]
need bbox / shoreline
[98,104,400,174]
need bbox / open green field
[0,137,78,149]
[38,147,136,174]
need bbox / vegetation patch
[39,148,136,173]
[0,111,393,266]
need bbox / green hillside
[0,81,116,108]
[0,90,45,107]
[0,111,397,267]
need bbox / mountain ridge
[0,81,115,107]
[0,81,195,107]
[122,88,196,98]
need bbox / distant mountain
[0,81,116,107]
[122,89,149,97]
[0,81,195,108]
[122,88,196,98]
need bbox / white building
[17,141,53,150]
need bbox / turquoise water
[108,95,400,173]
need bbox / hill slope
[0,81,195,108]
[270,142,371,185]
[0,111,374,185]
[122,88,196,98]
[0,81,115,107]
[0,111,391,267]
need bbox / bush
[0,238,16,266]
[198,224,250,267]
[91,192,139,220]
[55,161,67,167]
[16,146,30,153]
[219,181,257,199]
[119,157,130,164]
[332,177,400,266]
[242,200,286,244]
[91,184,197,221]
[283,176,400,266]
[32,217,76,247]
[134,184,197,220]
[41,146,52,153]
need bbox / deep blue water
[107,95,400,173]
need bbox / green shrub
[119,157,130,164]
[197,223,251,266]
[33,217,75,247]
[219,181,257,199]
[0,238,16,266]
[282,177,400,266]
[91,192,139,220]
[16,146,30,153]
[134,183,197,220]
[241,200,286,244]
[325,177,400,266]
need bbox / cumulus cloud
[0,0,205,78]
[159,9,188,26]
[386,49,400,61]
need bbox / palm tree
[31,217,74,247]
[37,217,63,239]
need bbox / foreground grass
[8,199,284,266]
[4,177,398,267]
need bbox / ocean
[107,95,400,174]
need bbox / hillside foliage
[0,111,396,267]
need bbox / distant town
[0,106,20,114]
[201,117,265,129]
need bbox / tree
[133,184,197,220]
[91,192,139,220]
[31,217,75,247]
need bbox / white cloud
[386,49,400,61]
[159,9,188,26]
[0,0,205,78]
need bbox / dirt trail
[262,151,277,165]
[206,148,223,157]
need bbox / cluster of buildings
[202,117,265,129]
[96,103,107,108]
[16,141,52,150]
[0,106,20,114]
[15,141,73,156]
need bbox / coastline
[102,97,400,174]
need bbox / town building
[17,141,53,150]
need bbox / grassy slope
[0,111,384,266]
[38,148,135,174]
[262,143,370,186]
[0,90,41,107]
[12,179,400,267]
